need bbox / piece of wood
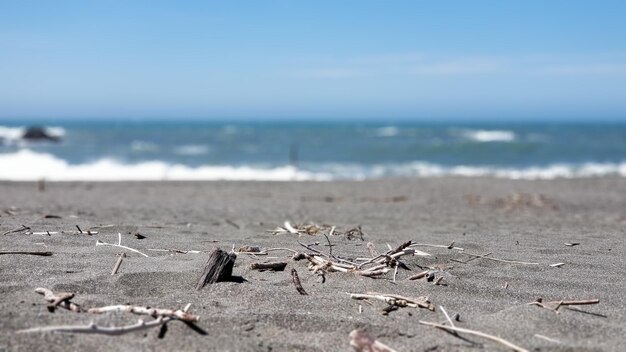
[88,305,199,322]
[249,261,288,271]
[35,288,81,313]
[195,249,236,289]
[418,321,529,352]
[0,251,52,256]
[291,268,308,295]
[2,225,30,236]
[111,253,126,275]
[19,317,170,335]
[349,329,398,352]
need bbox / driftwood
[418,321,529,352]
[291,269,308,295]
[111,253,126,275]
[0,251,52,256]
[35,288,81,313]
[195,249,236,289]
[96,233,148,257]
[350,292,435,311]
[19,317,172,335]
[88,305,199,322]
[349,329,398,352]
[2,225,30,236]
[529,298,599,312]
[249,261,288,271]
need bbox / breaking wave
[0,150,625,181]
[0,125,66,145]
[459,129,516,142]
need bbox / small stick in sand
[461,252,539,265]
[418,320,529,352]
[291,269,308,295]
[249,261,288,271]
[407,270,429,280]
[88,305,199,322]
[350,292,434,311]
[111,253,126,275]
[225,219,240,229]
[534,334,561,344]
[0,251,52,256]
[349,329,398,352]
[35,288,81,313]
[96,233,149,257]
[196,249,237,289]
[409,243,465,251]
[19,317,171,336]
[2,225,30,236]
[48,292,75,312]
[528,298,599,312]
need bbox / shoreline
[1,178,625,351]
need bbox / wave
[0,150,330,181]
[173,144,211,156]
[459,129,516,142]
[0,150,625,181]
[0,125,66,145]
[375,126,400,137]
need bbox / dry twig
[0,251,52,256]
[2,225,30,236]
[349,329,398,352]
[418,321,529,352]
[88,305,199,322]
[111,253,126,275]
[35,288,81,313]
[291,268,308,295]
[249,261,288,271]
[19,317,171,335]
[96,233,148,257]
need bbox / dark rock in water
[22,126,60,142]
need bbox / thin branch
[349,329,398,352]
[291,269,308,295]
[35,288,81,313]
[96,233,148,257]
[111,253,126,275]
[87,305,199,322]
[2,225,30,236]
[0,251,52,256]
[418,321,529,352]
[409,243,464,251]
[440,306,456,328]
[18,317,171,335]
[462,252,539,265]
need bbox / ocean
[1,120,625,181]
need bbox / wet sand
[0,178,625,351]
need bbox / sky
[1,0,626,121]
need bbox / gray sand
[0,178,625,351]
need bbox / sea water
[0,120,625,181]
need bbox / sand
[0,178,625,351]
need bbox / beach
[0,178,625,351]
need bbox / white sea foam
[460,129,516,142]
[131,141,160,152]
[0,150,330,181]
[1,150,625,181]
[173,145,211,156]
[0,126,66,145]
[0,126,26,141]
[375,126,400,137]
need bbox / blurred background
[1,1,625,180]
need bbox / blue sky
[1,0,626,121]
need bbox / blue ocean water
[1,120,625,180]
